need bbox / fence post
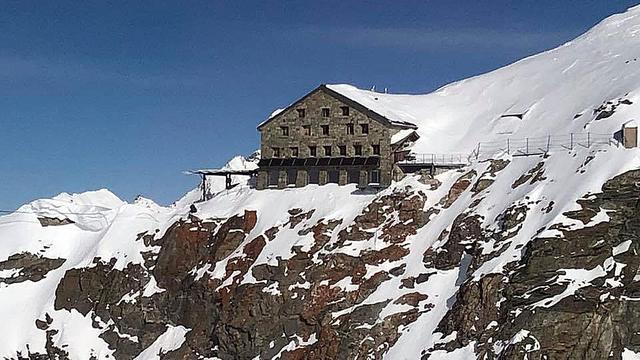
[587,132,591,148]
[570,133,574,150]
[526,138,529,154]
[507,138,510,154]
[476,143,480,160]
[546,135,550,153]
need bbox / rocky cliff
[2,148,640,359]
[3,5,640,360]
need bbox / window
[303,125,312,136]
[272,147,281,158]
[360,123,369,134]
[341,106,349,116]
[290,147,299,157]
[269,170,279,187]
[370,170,380,184]
[338,145,347,156]
[309,168,320,184]
[348,169,359,184]
[321,125,329,135]
[321,108,330,117]
[297,108,306,118]
[309,146,317,157]
[287,169,297,186]
[328,170,339,184]
[280,126,289,136]
[323,145,332,157]
[354,144,363,156]
[372,144,380,155]
[346,124,354,135]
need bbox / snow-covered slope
[327,5,640,154]
[2,5,640,360]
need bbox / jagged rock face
[41,187,431,360]
[4,153,640,360]
[0,253,64,284]
[37,217,74,227]
[431,169,640,360]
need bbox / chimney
[622,120,638,148]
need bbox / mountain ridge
[2,5,640,359]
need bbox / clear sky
[1,1,638,210]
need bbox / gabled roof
[391,129,420,146]
[257,84,418,130]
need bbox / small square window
[370,170,380,184]
[372,144,380,155]
[269,170,279,186]
[346,124,354,135]
[290,147,299,157]
[303,125,312,136]
[339,145,347,156]
[323,145,332,157]
[297,108,306,118]
[309,146,317,157]
[280,126,289,136]
[321,108,330,117]
[341,106,349,116]
[360,123,369,134]
[272,147,281,158]
[321,125,329,136]
[287,168,297,185]
[354,144,362,156]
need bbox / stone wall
[258,88,403,188]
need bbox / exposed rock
[472,159,510,195]
[0,253,65,284]
[593,97,633,120]
[441,170,476,208]
[512,161,546,188]
[424,213,483,271]
[431,169,640,359]
[37,217,74,227]
[418,172,442,190]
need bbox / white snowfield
[325,5,640,155]
[1,4,640,359]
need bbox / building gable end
[257,84,418,131]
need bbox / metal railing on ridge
[402,132,619,166]
[398,153,469,166]
[469,132,618,161]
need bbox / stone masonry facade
[256,85,416,190]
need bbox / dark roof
[258,156,380,167]
[391,130,421,151]
[186,168,258,176]
[257,84,418,131]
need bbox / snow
[391,129,416,145]
[270,108,285,119]
[0,188,185,358]
[133,325,190,360]
[531,267,608,308]
[623,348,640,359]
[325,5,640,156]
[613,240,633,256]
[271,333,318,359]
[2,4,640,359]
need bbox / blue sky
[1,1,638,210]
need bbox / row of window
[280,123,369,137]
[297,106,349,118]
[271,144,380,158]
[268,168,379,187]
